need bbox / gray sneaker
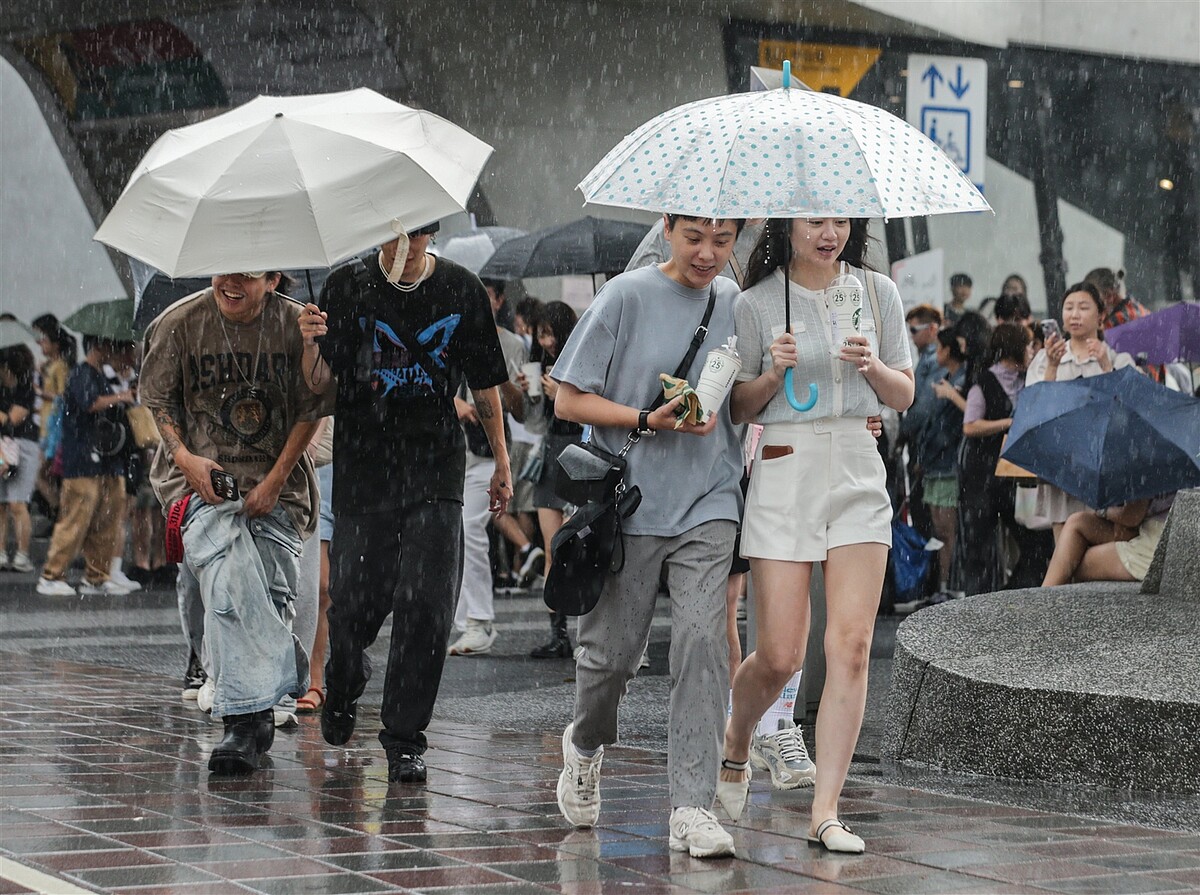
[750,719,816,790]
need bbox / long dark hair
[744,219,875,290]
[531,300,577,364]
[32,314,77,366]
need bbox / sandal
[296,687,325,714]
[807,818,865,854]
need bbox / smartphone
[1040,319,1061,342]
[210,469,240,501]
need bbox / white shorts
[741,418,891,563]
[1115,518,1166,581]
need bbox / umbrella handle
[784,369,818,412]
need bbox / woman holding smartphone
[1026,283,1136,539]
[721,218,913,854]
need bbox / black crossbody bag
[544,287,717,616]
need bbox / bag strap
[619,284,718,456]
[863,269,883,353]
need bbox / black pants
[959,478,1053,596]
[325,499,464,754]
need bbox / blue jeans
[181,498,308,718]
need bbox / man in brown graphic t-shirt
[141,271,332,776]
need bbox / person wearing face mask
[724,218,914,855]
[1026,283,1136,539]
[298,219,512,786]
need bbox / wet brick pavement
[4,649,1200,894]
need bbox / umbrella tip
[782,60,791,90]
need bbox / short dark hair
[950,273,972,289]
[32,313,77,365]
[664,214,746,235]
[905,304,943,326]
[0,344,35,384]
[481,278,506,297]
[989,322,1031,365]
[994,292,1032,323]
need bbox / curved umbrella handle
[784,369,818,412]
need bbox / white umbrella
[433,226,526,274]
[95,88,493,278]
[579,73,990,219]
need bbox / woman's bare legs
[308,540,332,693]
[1043,512,1117,586]
[810,543,886,834]
[929,505,956,590]
[537,507,564,577]
[725,571,745,686]
[722,559,812,781]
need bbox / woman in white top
[720,218,914,854]
[1027,282,1136,538]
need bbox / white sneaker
[515,545,545,587]
[750,719,816,790]
[448,619,496,655]
[556,723,602,828]
[196,678,215,713]
[669,806,735,858]
[36,576,76,597]
[109,565,142,592]
[273,707,298,728]
[9,552,34,573]
[78,579,133,597]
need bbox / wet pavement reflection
[4,652,1200,893]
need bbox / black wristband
[637,409,653,435]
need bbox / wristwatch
[636,409,655,436]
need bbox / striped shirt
[734,267,912,423]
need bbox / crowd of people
[9,215,1186,862]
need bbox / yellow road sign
[758,40,880,96]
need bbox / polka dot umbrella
[579,64,990,221]
[579,62,990,412]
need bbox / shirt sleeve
[734,293,764,382]
[458,273,508,390]
[65,365,104,415]
[963,383,986,424]
[551,288,618,395]
[317,267,356,378]
[873,273,913,371]
[139,316,183,414]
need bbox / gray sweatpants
[572,518,736,809]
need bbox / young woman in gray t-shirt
[720,218,914,855]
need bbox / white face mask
[383,232,410,283]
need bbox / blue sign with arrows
[907,54,988,194]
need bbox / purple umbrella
[1105,302,1200,364]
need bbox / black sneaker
[321,693,358,746]
[387,750,427,783]
[181,650,207,700]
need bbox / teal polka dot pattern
[579,88,991,219]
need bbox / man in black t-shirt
[300,220,512,784]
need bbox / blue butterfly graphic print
[360,314,461,394]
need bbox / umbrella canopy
[478,217,649,280]
[0,320,38,350]
[95,88,493,278]
[1001,367,1200,507]
[63,299,140,342]
[579,80,990,219]
[1105,302,1200,365]
[434,226,526,274]
[130,258,358,329]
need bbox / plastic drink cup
[694,337,741,420]
[522,361,543,397]
[829,281,863,349]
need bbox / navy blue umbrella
[1001,367,1200,507]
